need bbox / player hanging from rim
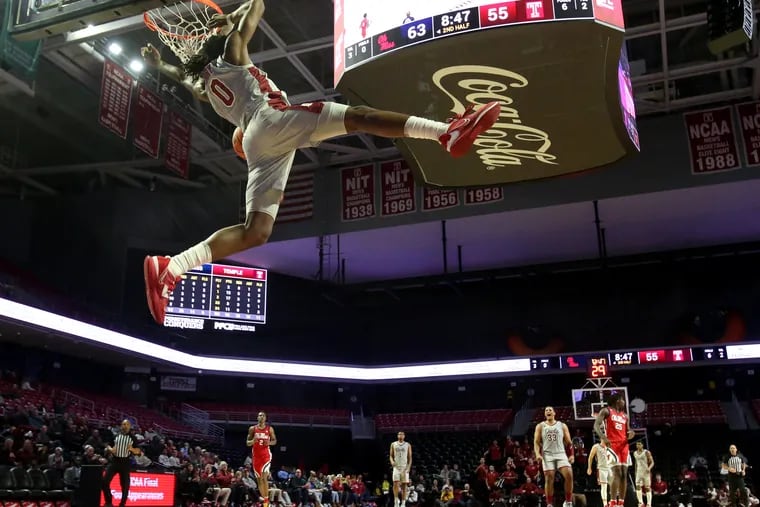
[633,441,654,507]
[247,411,277,507]
[140,0,501,324]
[594,394,636,507]
[534,406,575,507]
[390,431,412,507]
[588,440,612,507]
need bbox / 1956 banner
[98,59,133,139]
[341,164,375,221]
[683,106,741,174]
[422,187,460,211]
[380,159,416,217]
[735,101,760,167]
[132,85,163,158]
[165,111,192,178]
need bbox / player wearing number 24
[140,0,502,325]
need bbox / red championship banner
[165,110,192,178]
[341,164,375,221]
[683,106,741,174]
[100,471,176,506]
[464,186,504,205]
[98,59,133,139]
[735,101,760,167]
[132,85,164,158]
[422,187,460,212]
[380,159,416,217]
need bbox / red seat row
[375,409,514,432]
[530,401,726,425]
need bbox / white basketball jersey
[202,57,287,129]
[634,449,649,474]
[393,441,410,468]
[593,443,610,470]
[541,422,566,455]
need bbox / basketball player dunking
[390,432,412,507]
[140,0,501,325]
[247,411,277,506]
[633,441,654,507]
[594,395,635,507]
[534,406,575,507]
[587,440,611,507]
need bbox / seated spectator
[0,438,16,466]
[747,488,759,507]
[15,438,37,467]
[241,468,257,498]
[437,484,454,507]
[36,425,51,447]
[653,474,668,497]
[453,483,474,507]
[83,444,106,465]
[290,468,309,507]
[707,482,719,507]
[64,457,82,489]
[486,440,502,467]
[450,465,462,486]
[85,429,105,453]
[513,477,542,507]
[439,465,451,484]
[309,470,326,507]
[498,468,518,490]
[503,437,516,460]
[230,470,248,507]
[216,461,234,506]
[48,446,65,470]
[277,465,292,483]
[134,451,152,468]
[180,463,205,505]
[524,458,540,483]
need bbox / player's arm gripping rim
[246,425,256,447]
[140,43,209,102]
[533,422,543,463]
[594,407,610,446]
[562,423,574,464]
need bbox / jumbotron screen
[334,0,611,83]
[163,263,267,333]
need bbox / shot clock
[587,356,610,379]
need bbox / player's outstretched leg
[344,102,501,158]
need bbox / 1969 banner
[341,164,375,221]
[380,159,416,217]
[683,106,741,174]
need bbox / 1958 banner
[683,106,741,174]
[98,59,133,139]
[341,164,375,221]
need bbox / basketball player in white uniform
[534,406,574,507]
[390,431,412,507]
[140,0,502,324]
[633,441,654,507]
[588,441,611,507]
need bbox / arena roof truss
[0,0,758,195]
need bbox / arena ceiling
[0,0,757,196]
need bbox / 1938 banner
[341,164,375,221]
[683,106,741,174]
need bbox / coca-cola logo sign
[432,64,558,171]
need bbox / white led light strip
[0,297,530,381]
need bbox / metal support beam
[658,0,670,111]
[0,164,58,195]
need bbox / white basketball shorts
[598,468,610,485]
[243,101,349,217]
[542,452,571,472]
[392,467,410,483]
[636,472,651,488]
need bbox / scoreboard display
[337,0,602,79]
[163,263,267,333]
[530,345,731,374]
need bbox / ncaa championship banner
[160,375,197,392]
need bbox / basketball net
[144,0,223,64]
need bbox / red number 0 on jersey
[210,79,235,106]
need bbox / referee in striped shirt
[102,419,142,507]
[722,444,749,507]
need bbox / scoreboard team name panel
[165,264,267,330]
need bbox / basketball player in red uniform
[594,395,635,507]
[141,0,501,325]
[247,411,277,506]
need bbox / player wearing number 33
[534,406,575,507]
[140,0,501,325]
[247,411,277,507]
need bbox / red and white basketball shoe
[143,255,179,325]
[439,101,501,158]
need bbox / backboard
[571,386,629,421]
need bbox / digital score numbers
[343,0,594,71]
[587,356,610,378]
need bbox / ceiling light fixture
[129,59,144,73]
[107,42,122,55]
